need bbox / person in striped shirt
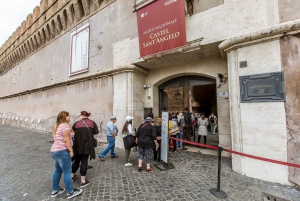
[50,111,82,199]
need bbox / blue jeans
[99,136,116,158]
[211,124,217,134]
[50,150,73,194]
[176,131,183,148]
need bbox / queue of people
[49,109,218,199]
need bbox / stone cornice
[219,19,300,58]
[0,65,148,100]
[133,0,157,11]
[141,38,203,62]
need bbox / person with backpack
[183,107,192,141]
[209,113,217,134]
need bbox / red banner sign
[136,0,187,57]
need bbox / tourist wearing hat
[135,117,158,172]
[99,116,118,161]
[121,116,135,167]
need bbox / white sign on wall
[69,23,90,76]
[219,91,229,98]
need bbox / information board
[240,72,285,102]
[69,23,90,76]
[161,111,169,163]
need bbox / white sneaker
[125,162,132,167]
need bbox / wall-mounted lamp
[174,90,181,100]
[143,84,151,99]
[217,73,228,88]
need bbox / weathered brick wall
[280,35,300,186]
[164,87,185,113]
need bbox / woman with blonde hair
[50,111,82,199]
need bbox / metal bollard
[210,146,227,198]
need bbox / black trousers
[183,127,191,141]
[198,135,207,144]
[72,154,89,176]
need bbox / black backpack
[184,113,191,125]
[209,116,215,123]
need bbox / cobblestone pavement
[0,125,300,201]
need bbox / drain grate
[261,192,290,201]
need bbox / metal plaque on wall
[240,72,285,103]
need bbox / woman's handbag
[123,134,137,149]
[93,138,98,147]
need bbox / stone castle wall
[0,0,115,75]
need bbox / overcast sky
[0,0,41,47]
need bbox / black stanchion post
[210,146,227,198]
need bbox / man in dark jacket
[136,117,158,172]
[183,107,191,141]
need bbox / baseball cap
[145,117,155,122]
[126,116,134,122]
[110,116,117,120]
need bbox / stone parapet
[0,0,116,75]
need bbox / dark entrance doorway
[158,75,218,146]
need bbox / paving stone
[0,125,300,201]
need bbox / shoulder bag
[82,120,98,148]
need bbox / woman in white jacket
[197,113,208,145]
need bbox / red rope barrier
[223,148,300,169]
[169,129,180,135]
[170,137,300,169]
[170,137,218,150]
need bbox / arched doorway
[158,75,219,146]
